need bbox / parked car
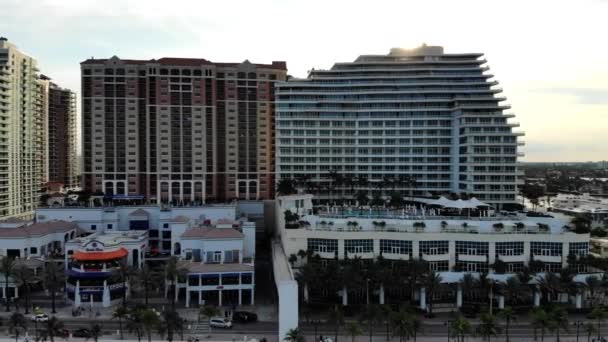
[73,328,92,338]
[31,314,49,322]
[232,311,258,323]
[209,317,232,328]
[55,328,70,338]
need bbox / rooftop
[181,226,243,240]
[0,220,78,238]
[81,56,286,70]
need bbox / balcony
[382,253,411,261]
[533,254,562,263]
[458,254,487,263]
[497,254,526,263]
[422,253,450,262]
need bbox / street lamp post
[573,320,583,342]
[366,278,370,305]
[445,320,452,342]
[312,319,321,342]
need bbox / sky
[1,0,607,162]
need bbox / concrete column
[256,180,260,200]
[238,289,242,306]
[562,243,569,268]
[448,241,456,270]
[190,181,195,203]
[202,180,206,204]
[456,286,463,308]
[498,295,505,309]
[245,181,250,200]
[576,293,582,309]
[303,284,309,303]
[14,286,18,298]
[234,180,239,198]
[218,290,222,307]
[420,287,426,311]
[199,290,203,305]
[185,290,190,308]
[102,280,111,307]
[488,242,496,265]
[168,183,173,204]
[534,291,540,307]
[379,285,385,305]
[342,286,348,306]
[157,181,162,205]
[523,241,531,266]
[178,181,183,202]
[412,241,420,260]
[250,287,254,305]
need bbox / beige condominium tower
[0,38,46,219]
[81,56,286,203]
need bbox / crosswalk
[190,322,210,335]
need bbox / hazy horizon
[2,0,607,162]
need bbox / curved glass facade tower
[275,45,523,208]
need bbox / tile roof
[181,227,243,239]
[0,220,78,238]
[129,208,149,217]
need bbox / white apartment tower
[0,38,46,219]
[275,45,524,208]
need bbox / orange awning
[73,248,128,261]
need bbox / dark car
[232,311,258,323]
[55,329,70,338]
[73,328,92,338]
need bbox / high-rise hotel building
[47,82,78,189]
[81,57,286,203]
[276,45,524,208]
[0,38,46,219]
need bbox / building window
[495,242,524,256]
[107,224,113,229]
[162,231,171,239]
[30,247,37,254]
[531,242,562,256]
[149,230,159,238]
[569,242,589,257]
[419,241,449,256]
[163,223,169,229]
[380,240,411,255]
[91,225,96,230]
[307,238,338,254]
[344,239,373,254]
[429,261,449,272]
[456,241,489,256]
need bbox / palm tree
[391,308,420,342]
[277,178,297,196]
[360,304,382,342]
[41,316,64,342]
[199,305,219,334]
[141,309,160,342]
[380,304,393,340]
[530,308,551,342]
[164,256,188,310]
[499,306,516,342]
[113,306,129,339]
[423,271,442,316]
[590,307,607,342]
[89,323,102,342]
[585,275,601,306]
[284,328,305,342]
[549,306,569,342]
[111,259,132,308]
[584,322,597,342]
[126,308,145,342]
[502,276,530,307]
[0,257,16,312]
[345,322,362,342]
[12,264,37,314]
[296,262,319,303]
[476,313,501,342]
[8,312,26,342]
[159,310,183,342]
[328,304,344,342]
[355,190,369,207]
[42,261,65,314]
[133,264,163,306]
[538,272,560,305]
[450,315,472,342]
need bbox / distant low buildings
[551,193,608,226]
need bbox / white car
[31,314,49,322]
[209,317,232,328]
